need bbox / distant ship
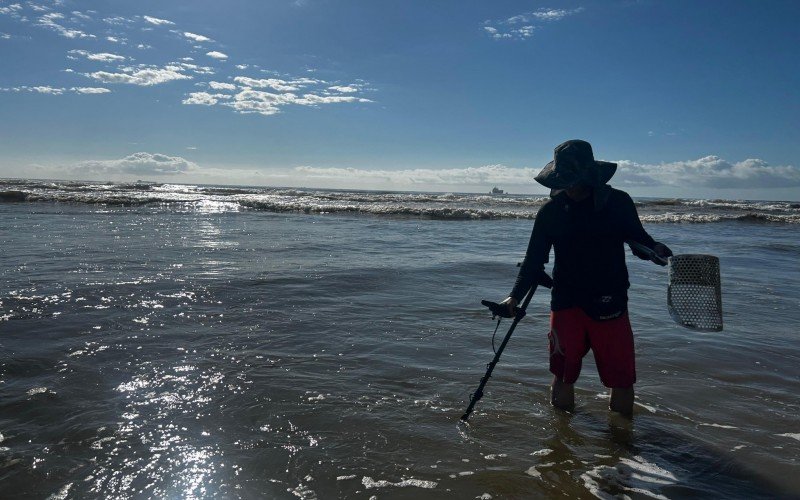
[490,187,504,195]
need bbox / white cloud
[86,65,192,86]
[71,10,92,21]
[206,50,228,60]
[37,12,95,39]
[184,75,372,115]
[485,27,512,40]
[0,85,65,94]
[1,85,112,95]
[103,16,133,26]
[505,8,584,24]
[143,15,174,26]
[614,156,800,189]
[294,164,537,187]
[30,85,65,94]
[294,93,369,106]
[177,62,215,75]
[208,81,237,91]
[182,91,231,106]
[0,4,23,16]
[71,86,111,94]
[183,31,211,42]
[485,7,583,40]
[534,8,584,21]
[289,156,800,191]
[224,89,294,115]
[68,49,126,62]
[72,152,197,176]
[233,76,301,92]
[328,85,358,93]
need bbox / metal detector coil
[668,254,723,332]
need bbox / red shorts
[548,307,636,388]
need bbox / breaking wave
[1,179,798,223]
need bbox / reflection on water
[0,203,798,498]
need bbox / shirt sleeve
[509,205,553,302]
[621,192,658,258]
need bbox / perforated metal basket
[667,255,723,332]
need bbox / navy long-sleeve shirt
[510,187,658,310]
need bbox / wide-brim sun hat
[535,139,617,190]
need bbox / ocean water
[1,180,799,499]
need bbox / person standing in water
[501,140,672,416]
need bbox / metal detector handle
[480,300,520,319]
[479,272,552,319]
[627,240,668,266]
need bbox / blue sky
[1,0,798,200]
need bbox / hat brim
[535,160,617,190]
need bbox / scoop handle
[627,240,668,266]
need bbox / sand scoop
[628,241,723,332]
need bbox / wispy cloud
[183,31,212,43]
[0,85,110,95]
[29,85,65,95]
[328,85,358,93]
[71,86,111,94]
[506,8,585,24]
[484,7,584,40]
[0,4,24,17]
[103,16,133,26]
[72,152,197,176]
[2,3,374,117]
[70,10,92,21]
[176,62,215,75]
[233,76,305,92]
[183,77,372,115]
[68,49,126,62]
[208,81,237,91]
[37,12,95,39]
[143,15,174,26]
[206,51,228,60]
[85,65,192,86]
[182,91,230,106]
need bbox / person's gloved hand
[653,243,673,266]
[500,296,518,317]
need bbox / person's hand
[500,296,518,317]
[653,243,673,266]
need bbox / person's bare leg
[609,386,634,417]
[551,377,575,412]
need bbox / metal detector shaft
[460,281,541,422]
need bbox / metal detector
[460,271,553,423]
